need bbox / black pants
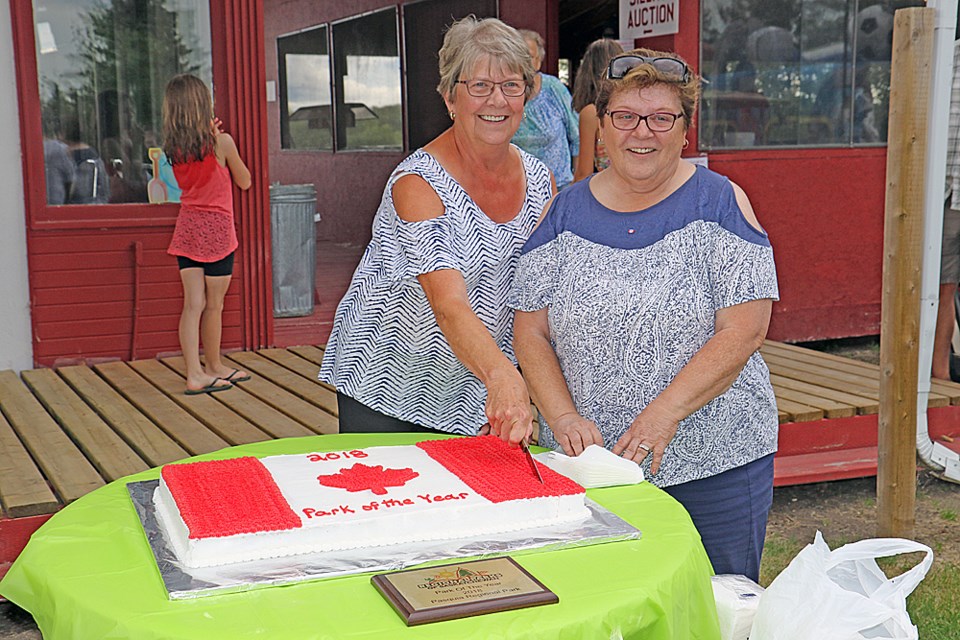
[336,392,447,435]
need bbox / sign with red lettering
[620,0,678,40]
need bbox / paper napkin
[533,445,644,488]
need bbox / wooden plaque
[371,557,558,626]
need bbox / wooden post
[878,7,935,538]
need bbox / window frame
[277,23,334,152]
[696,0,907,152]
[11,0,222,229]
[330,6,405,153]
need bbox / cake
[153,436,588,568]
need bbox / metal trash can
[270,183,318,317]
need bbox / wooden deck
[2,340,960,578]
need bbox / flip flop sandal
[224,369,251,383]
[184,378,233,395]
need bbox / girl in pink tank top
[162,74,252,395]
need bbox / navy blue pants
[663,453,775,582]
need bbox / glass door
[33,0,213,207]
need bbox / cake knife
[519,440,545,484]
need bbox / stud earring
[449,111,456,121]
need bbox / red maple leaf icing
[317,463,419,495]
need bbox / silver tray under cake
[128,479,641,600]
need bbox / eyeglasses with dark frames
[455,79,527,98]
[605,110,684,132]
[605,55,691,83]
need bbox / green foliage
[343,104,402,150]
[288,121,333,150]
[75,0,200,134]
[940,509,958,522]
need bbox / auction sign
[620,0,679,40]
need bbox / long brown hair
[162,74,216,165]
[572,39,623,113]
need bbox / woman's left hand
[611,408,679,475]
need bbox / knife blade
[519,440,545,484]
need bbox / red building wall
[28,228,243,366]
[709,149,886,342]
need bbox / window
[699,0,923,149]
[278,26,332,150]
[34,0,212,204]
[332,9,402,151]
[402,0,497,149]
[276,1,497,153]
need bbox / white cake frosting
[154,439,588,568]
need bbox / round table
[0,434,721,639]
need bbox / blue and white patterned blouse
[508,166,780,487]
[511,74,579,191]
[320,148,552,434]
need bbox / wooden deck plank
[58,365,189,467]
[226,351,340,417]
[21,368,149,481]
[158,357,317,440]
[0,370,104,504]
[766,358,885,401]
[0,403,59,517]
[767,356,952,408]
[763,340,960,403]
[94,362,229,456]
[769,373,880,415]
[762,350,881,384]
[255,348,339,413]
[769,384,856,418]
[762,354,952,408]
[164,356,338,434]
[287,345,324,367]
[767,394,823,422]
[127,359,271,446]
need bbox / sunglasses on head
[606,55,691,83]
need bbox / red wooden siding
[27,229,243,367]
[708,148,887,342]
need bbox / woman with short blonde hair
[321,17,552,445]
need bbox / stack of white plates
[534,445,644,488]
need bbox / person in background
[63,115,110,204]
[572,38,623,182]
[320,17,552,444]
[933,38,960,383]
[163,74,252,395]
[511,29,579,190]
[43,122,75,205]
[510,50,779,581]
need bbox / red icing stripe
[416,436,584,503]
[161,457,301,539]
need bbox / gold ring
[638,443,651,452]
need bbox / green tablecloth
[0,434,721,639]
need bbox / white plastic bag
[750,531,932,640]
[712,574,764,640]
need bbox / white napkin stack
[533,445,644,488]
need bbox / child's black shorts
[176,252,235,277]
